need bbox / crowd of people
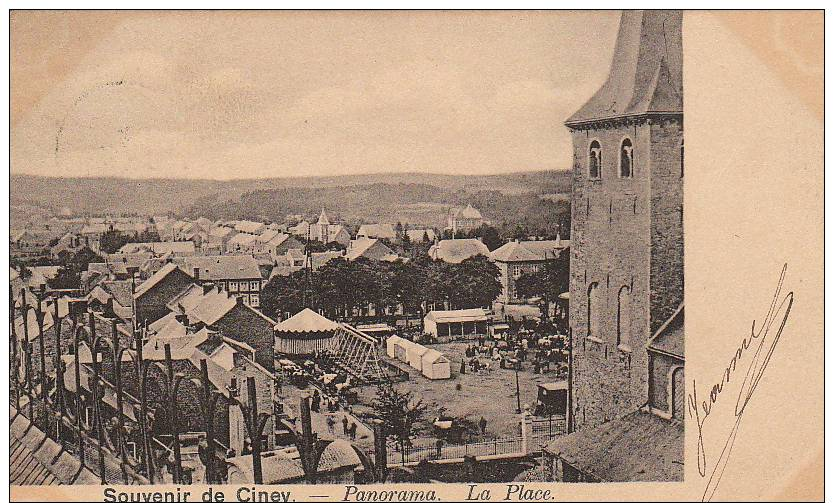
[457,325,569,377]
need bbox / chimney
[236,295,244,306]
[193,267,200,281]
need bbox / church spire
[566,10,682,127]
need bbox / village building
[427,238,489,264]
[423,308,489,341]
[49,232,88,259]
[226,232,259,254]
[117,241,196,256]
[490,239,569,304]
[233,220,267,235]
[270,249,344,277]
[252,230,305,258]
[345,238,399,262]
[87,280,134,321]
[291,210,352,246]
[154,285,278,371]
[546,9,684,482]
[176,255,265,307]
[445,204,483,235]
[356,223,396,241]
[134,263,197,326]
[207,226,238,254]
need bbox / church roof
[544,409,683,482]
[648,304,684,359]
[566,10,682,126]
[317,208,331,225]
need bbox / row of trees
[260,255,502,323]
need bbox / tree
[451,255,502,309]
[261,271,307,319]
[514,248,570,320]
[469,224,504,251]
[373,382,427,463]
[99,230,131,254]
[69,247,104,271]
[47,266,81,290]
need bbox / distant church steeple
[317,208,330,226]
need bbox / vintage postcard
[7,9,824,502]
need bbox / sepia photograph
[7,7,823,502]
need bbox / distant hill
[10,170,572,233]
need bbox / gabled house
[356,223,396,241]
[134,263,197,326]
[345,238,399,262]
[446,204,484,234]
[152,286,278,371]
[490,239,570,304]
[176,255,265,308]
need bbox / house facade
[491,239,569,304]
[445,204,483,235]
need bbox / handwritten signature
[688,263,794,502]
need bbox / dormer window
[588,140,602,180]
[619,138,633,178]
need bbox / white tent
[423,308,489,340]
[386,334,404,358]
[406,343,430,371]
[420,349,451,380]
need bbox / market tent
[406,343,430,371]
[420,349,451,380]
[385,334,404,358]
[274,308,340,355]
[423,308,489,340]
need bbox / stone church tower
[568,10,684,429]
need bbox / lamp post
[515,362,522,414]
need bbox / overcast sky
[11,10,620,180]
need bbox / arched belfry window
[589,141,602,180]
[587,282,600,339]
[619,138,634,178]
[617,286,631,348]
[680,139,684,178]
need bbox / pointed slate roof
[275,308,340,334]
[566,10,682,126]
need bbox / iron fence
[9,287,267,485]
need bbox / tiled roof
[491,240,567,262]
[118,241,195,255]
[178,255,262,281]
[544,410,683,481]
[357,223,396,240]
[10,407,100,485]
[428,238,489,263]
[134,263,192,298]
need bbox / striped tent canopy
[274,308,340,355]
